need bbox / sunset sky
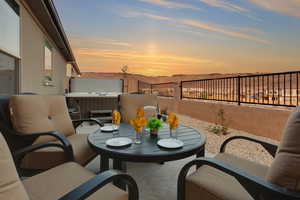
[54,0,300,76]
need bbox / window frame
[43,40,53,85]
[4,0,19,15]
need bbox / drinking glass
[112,123,120,138]
[135,130,143,144]
[169,128,178,139]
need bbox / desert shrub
[208,108,229,135]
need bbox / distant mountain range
[80,72,258,84]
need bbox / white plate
[106,137,132,148]
[157,138,184,149]
[100,125,119,132]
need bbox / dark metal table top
[88,123,206,162]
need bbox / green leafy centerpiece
[146,117,163,137]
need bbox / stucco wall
[126,79,138,93]
[159,97,292,141]
[19,3,67,95]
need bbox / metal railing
[138,81,176,97]
[137,81,152,94]
[151,82,176,97]
[181,71,300,107]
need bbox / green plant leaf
[146,117,163,131]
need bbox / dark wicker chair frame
[0,96,104,176]
[178,135,300,200]
[12,143,139,200]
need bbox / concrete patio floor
[77,114,278,200]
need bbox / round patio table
[88,123,206,173]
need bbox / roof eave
[23,0,81,75]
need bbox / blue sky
[54,0,300,75]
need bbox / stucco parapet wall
[158,97,292,141]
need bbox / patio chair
[118,94,159,122]
[0,132,139,200]
[0,95,104,174]
[178,107,300,200]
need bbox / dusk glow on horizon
[54,0,300,76]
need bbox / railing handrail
[181,71,300,83]
[151,82,177,86]
[138,80,176,97]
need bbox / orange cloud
[139,0,202,10]
[249,0,300,18]
[72,47,224,75]
[76,48,214,64]
[69,37,132,48]
[133,12,268,43]
[141,13,172,21]
[180,19,269,43]
[199,0,248,13]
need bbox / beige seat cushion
[0,133,30,200]
[186,153,269,200]
[10,95,75,144]
[23,162,128,200]
[266,107,300,190]
[120,94,158,122]
[21,134,96,170]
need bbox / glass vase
[135,130,143,144]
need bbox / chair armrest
[58,170,139,200]
[178,158,300,200]
[220,135,278,157]
[13,142,73,162]
[14,131,75,162]
[13,142,74,175]
[35,131,72,148]
[72,118,104,129]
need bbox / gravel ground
[178,114,278,166]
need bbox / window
[0,0,20,57]
[0,51,18,95]
[44,41,53,85]
[0,0,19,95]
[66,64,72,77]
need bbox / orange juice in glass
[130,108,147,144]
[112,110,121,137]
[166,113,179,139]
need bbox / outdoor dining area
[0,93,300,200]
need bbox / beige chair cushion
[23,162,128,200]
[0,133,30,200]
[120,94,158,122]
[21,134,96,170]
[266,107,300,190]
[186,153,269,200]
[10,95,75,144]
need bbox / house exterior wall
[19,1,68,95]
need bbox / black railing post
[237,75,241,105]
[180,82,183,99]
[297,72,299,106]
[150,84,153,94]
